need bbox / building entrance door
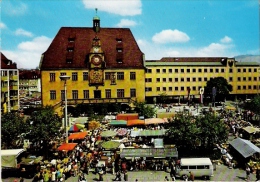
[94,90,101,99]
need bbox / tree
[1,112,30,149]
[158,92,168,103]
[244,95,260,119]
[204,77,232,102]
[133,101,156,118]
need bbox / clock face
[93,47,100,53]
[91,55,102,65]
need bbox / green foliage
[244,95,260,116]
[158,92,168,103]
[204,77,232,101]
[1,112,29,149]
[167,113,229,152]
[25,106,62,143]
[134,101,156,118]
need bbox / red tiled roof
[40,27,145,70]
[146,57,228,62]
[19,69,41,79]
[1,52,17,69]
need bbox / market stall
[57,143,78,151]
[127,119,145,126]
[68,131,88,141]
[109,120,127,127]
[144,118,168,125]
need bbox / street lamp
[60,75,70,143]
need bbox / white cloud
[116,19,137,27]
[152,29,190,44]
[15,28,34,37]
[3,2,28,16]
[2,36,52,69]
[0,22,7,29]
[82,0,142,16]
[220,36,232,43]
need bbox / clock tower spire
[93,8,100,33]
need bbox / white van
[176,158,214,180]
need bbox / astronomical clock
[89,36,105,86]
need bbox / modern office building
[145,57,260,104]
[40,14,146,114]
[1,52,19,113]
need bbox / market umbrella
[68,131,88,140]
[101,141,120,150]
[100,130,117,138]
[127,119,145,126]
[117,128,128,136]
[144,118,168,125]
[68,124,85,132]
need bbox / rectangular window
[229,69,233,73]
[50,73,55,82]
[169,78,172,82]
[169,87,172,91]
[72,90,78,99]
[175,87,178,91]
[163,78,166,82]
[181,78,184,82]
[192,86,196,91]
[145,78,152,82]
[254,68,257,72]
[215,69,219,73]
[254,77,257,81]
[204,68,207,73]
[169,69,172,73]
[130,72,136,80]
[60,72,66,76]
[145,87,152,92]
[193,78,196,82]
[163,87,166,91]
[243,68,246,72]
[192,69,196,73]
[156,78,160,82]
[248,85,252,89]
[187,78,190,82]
[175,69,178,73]
[146,69,152,73]
[130,88,136,97]
[254,85,257,89]
[117,72,124,80]
[243,86,246,90]
[229,77,233,82]
[117,89,124,98]
[181,87,184,91]
[204,77,208,81]
[61,90,65,100]
[50,90,56,100]
[198,69,202,73]
[105,72,111,80]
[181,69,184,73]
[72,72,78,81]
[238,77,241,81]
[175,78,178,82]
[248,68,251,72]
[237,86,241,90]
[237,68,241,73]
[187,69,190,73]
[157,87,160,91]
[83,90,89,99]
[243,77,246,81]
[248,77,252,81]
[198,78,202,81]
[156,69,160,73]
[221,69,225,73]
[83,72,88,81]
[105,89,111,98]
[162,69,166,73]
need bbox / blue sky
[1,0,259,69]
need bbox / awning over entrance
[229,138,260,158]
[120,148,178,158]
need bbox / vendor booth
[68,131,88,140]
[120,148,178,158]
[57,143,78,151]
[109,120,127,126]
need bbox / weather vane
[95,8,98,15]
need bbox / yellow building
[40,15,146,114]
[1,52,19,113]
[145,57,260,104]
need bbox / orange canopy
[68,131,88,140]
[57,143,77,151]
[127,119,145,126]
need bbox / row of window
[50,89,136,100]
[145,85,260,92]
[1,70,18,77]
[50,72,136,81]
[145,76,260,83]
[146,68,260,74]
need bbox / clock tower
[89,25,105,86]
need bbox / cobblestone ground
[3,164,257,182]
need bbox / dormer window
[68,38,75,42]
[66,59,72,64]
[117,59,123,64]
[68,48,74,52]
[116,38,122,43]
[117,49,123,53]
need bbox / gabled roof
[19,69,41,79]
[40,27,144,70]
[1,52,17,69]
[229,137,260,158]
[147,57,228,62]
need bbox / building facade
[1,52,19,113]
[19,69,41,97]
[40,15,146,114]
[145,57,260,103]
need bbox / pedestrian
[256,169,260,181]
[164,176,169,181]
[123,171,128,181]
[246,165,251,181]
[189,171,195,181]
